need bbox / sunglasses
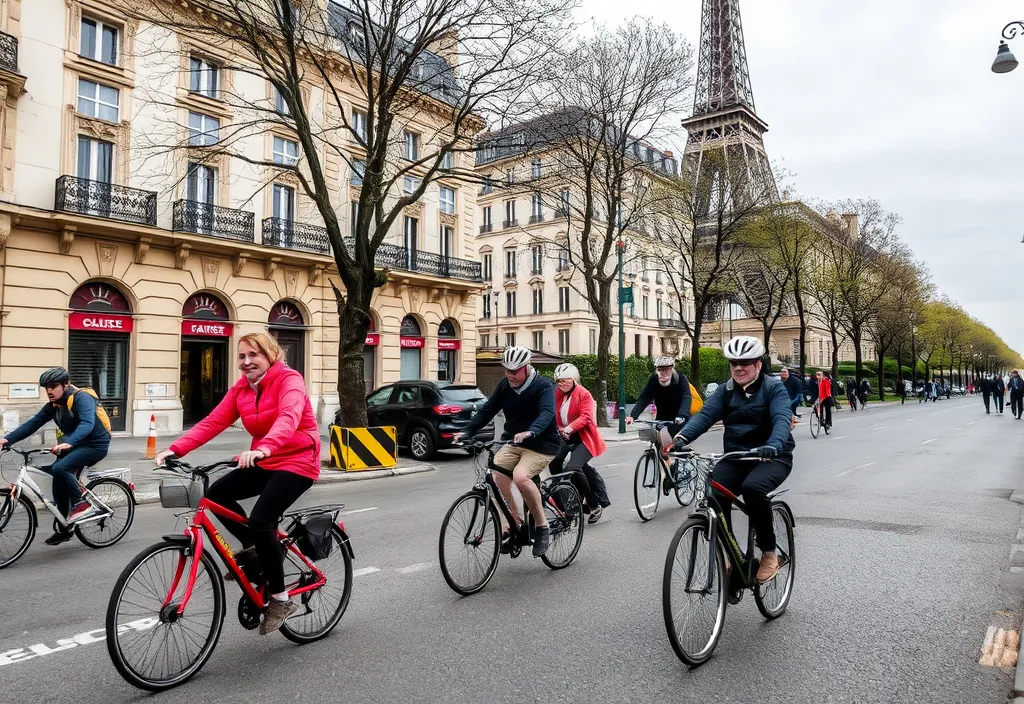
[729,360,757,368]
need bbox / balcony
[55,176,157,226]
[659,318,685,330]
[529,214,545,225]
[373,242,482,282]
[554,209,568,219]
[479,223,493,234]
[502,219,518,229]
[173,200,254,242]
[262,218,330,254]
[0,31,17,73]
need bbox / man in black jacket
[625,356,692,439]
[993,375,1006,414]
[459,346,560,556]
[980,376,992,414]
[779,367,803,418]
[1009,371,1024,419]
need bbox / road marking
[967,422,976,426]
[397,562,434,575]
[872,425,884,431]
[342,507,378,515]
[0,618,157,668]
[906,418,916,422]
[603,462,624,469]
[836,461,877,478]
[832,435,847,440]
[353,566,381,577]
[954,427,963,431]
[921,438,936,445]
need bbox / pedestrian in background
[980,376,992,414]
[993,374,1006,414]
[1009,371,1023,420]
[780,367,802,418]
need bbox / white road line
[955,427,963,431]
[353,567,381,577]
[397,562,434,575]
[832,435,847,440]
[342,507,379,515]
[872,425,884,431]
[603,462,624,469]
[967,421,976,426]
[836,461,877,479]
[921,438,937,445]
[906,418,916,422]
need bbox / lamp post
[617,237,627,434]
[493,289,501,347]
[910,319,917,385]
[992,22,1024,73]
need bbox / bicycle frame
[9,463,120,528]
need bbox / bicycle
[0,446,135,568]
[438,440,584,595]
[662,447,796,666]
[632,421,697,521]
[105,457,354,692]
[809,400,831,439]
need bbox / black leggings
[206,466,314,594]
[548,442,610,509]
[819,397,832,426]
[713,458,791,552]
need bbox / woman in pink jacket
[550,363,611,524]
[155,332,321,634]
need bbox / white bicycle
[0,446,136,568]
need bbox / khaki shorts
[493,445,553,479]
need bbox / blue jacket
[5,386,110,449]
[680,374,796,466]
[463,373,561,455]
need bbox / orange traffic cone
[145,414,157,460]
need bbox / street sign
[619,287,633,304]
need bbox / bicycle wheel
[633,452,660,521]
[754,505,796,619]
[541,483,584,569]
[0,488,36,569]
[809,411,820,438]
[439,491,500,595]
[663,516,728,665]
[674,460,696,507]
[280,524,353,643]
[76,478,135,549]
[106,542,225,692]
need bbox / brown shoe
[756,551,781,582]
[259,598,297,635]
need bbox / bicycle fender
[161,533,193,547]
[773,500,795,527]
[88,476,138,505]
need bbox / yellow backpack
[689,383,704,415]
[66,387,113,434]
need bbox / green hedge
[698,347,730,385]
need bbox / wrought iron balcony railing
[479,223,493,234]
[528,214,544,224]
[263,218,330,254]
[0,31,18,73]
[553,209,568,219]
[371,241,482,281]
[502,219,518,229]
[55,176,157,226]
[173,200,254,242]
[659,318,685,329]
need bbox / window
[531,244,543,274]
[648,336,654,359]
[482,173,494,194]
[480,334,490,348]
[505,168,515,185]
[186,164,216,204]
[404,216,418,251]
[558,286,570,312]
[188,112,220,146]
[274,86,289,115]
[189,56,219,98]
[366,386,393,407]
[558,247,570,272]
[273,183,295,221]
[530,193,543,222]
[273,136,298,166]
[77,137,113,183]
[403,130,419,160]
[442,151,453,169]
[403,175,421,195]
[482,253,492,281]
[657,299,664,320]
[531,159,542,179]
[350,159,365,186]
[505,332,516,347]
[77,79,119,122]
[506,291,517,317]
[350,201,359,236]
[482,206,492,229]
[80,16,118,65]
[504,250,516,278]
[589,328,596,354]
[352,110,367,143]
[439,186,456,214]
[532,288,544,315]
[559,189,571,216]
[504,199,516,227]
[533,331,543,350]
[634,333,641,355]
[440,225,454,259]
[558,329,570,355]
[642,295,649,319]
[482,294,491,319]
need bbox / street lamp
[992,22,1024,73]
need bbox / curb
[1012,491,1024,506]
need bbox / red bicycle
[105,458,354,691]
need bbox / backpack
[66,387,113,435]
[689,383,704,415]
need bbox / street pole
[494,290,500,348]
[910,325,917,385]
[617,237,626,434]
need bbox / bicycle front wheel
[280,524,353,644]
[663,516,727,666]
[754,504,796,619]
[633,452,660,521]
[0,488,36,569]
[541,483,584,569]
[106,542,225,692]
[77,478,135,548]
[439,491,500,595]
[809,411,820,438]
[674,460,696,507]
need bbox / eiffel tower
[682,0,777,207]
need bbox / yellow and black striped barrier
[329,425,398,470]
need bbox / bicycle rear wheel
[633,452,660,521]
[76,478,135,548]
[754,504,796,619]
[106,542,225,692]
[0,488,36,569]
[663,516,727,665]
[439,490,500,595]
[280,524,353,643]
[809,411,820,438]
[541,483,584,569]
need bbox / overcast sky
[581,0,1024,354]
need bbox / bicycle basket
[638,426,659,444]
[294,514,335,561]
[158,477,203,509]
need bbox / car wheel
[409,427,435,461]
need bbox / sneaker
[532,524,550,557]
[66,501,96,523]
[756,551,781,582]
[259,598,298,635]
[588,506,604,525]
[44,529,75,546]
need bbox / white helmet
[553,363,580,382]
[723,335,765,361]
[654,356,675,368]
[501,345,532,371]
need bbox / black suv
[364,381,495,461]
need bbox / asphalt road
[1,396,1022,703]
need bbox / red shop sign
[438,339,461,351]
[365,333,380,347]
[69,312,133,333]
[182,320,234,337]
[400,336,425,349]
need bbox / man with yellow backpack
[0,367,111,545]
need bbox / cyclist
[625,356,692,488]
[549,363,610,524]
[0,367,110,545]
[457,346,560,556]
[815,370,833,430]
[845,377,858,411]
[673,336,795,583]
[154,332,321,635]
[779,367,802,418]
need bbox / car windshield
[439,387,485,403]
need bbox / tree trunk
[690,313,705,387]
[332,277,374,427]
[830,326,840,380]
[794,282,808,379]
[593,279,614,427]
[853,329,863,388]
[876,348,886,402]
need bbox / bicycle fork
[162,528,206,617]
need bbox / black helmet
[39,367,70,387]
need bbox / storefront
[399,315,424,380]
[268,300,306,378]
[180,292,233,425]
[438,319,460,382]
[67,282,132,432]
[364,317,379,394]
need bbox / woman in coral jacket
[549,363,611,524]
[155,332,321,635]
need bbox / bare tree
[124,0,574,424]
[868,258,930,399]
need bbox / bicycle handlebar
[156,456,239,479]
[666,446,768,463]
[1,446,53,461]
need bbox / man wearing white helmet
[458,346,560,556]
[625,356,693,490]
[673,335,796,583]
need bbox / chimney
[840,213,858,240]
[427,29,459,71]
